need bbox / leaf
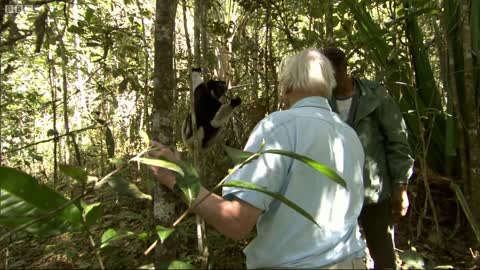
[105,127,115,158]
[221,180,321,228]
[138,263,155,269]
[262,149,347,189]
[100,228,135,248]
[0,166,83,235]
[156,225,175,244]
[107,176,151,200]
[67,24,83,34]
[0,192,72,235]
[47,129,58,137]
[158,260,194,269]
[175,162,201,205]
[100,228,118,248]
[82,202,103,227]
[137,232,148,242]
[108,158,126,166]
[224,145,256,164]
[399,249,425,269]
[85,7,94,23]
[132,157,184,177]
[59,164,88,184]
[139,130,150,147]
[309,2,324,18]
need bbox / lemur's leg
[181,114,205,148]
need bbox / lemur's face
[207,80,228,100]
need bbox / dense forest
[0,0,479,269]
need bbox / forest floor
[2,175,480,269]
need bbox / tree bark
[461,0,480,224]
[194,0,202,67]
[152,0,179,266]
[182,0,193,67]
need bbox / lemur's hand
[147,141,180,190]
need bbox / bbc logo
[5,5,38,14]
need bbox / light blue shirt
[222,96,366,269]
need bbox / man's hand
[147,141,181,190]
[392,183,409,222]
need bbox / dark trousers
[359,199,396,269]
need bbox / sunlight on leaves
[132,157,184,177]
[399,249,425,269]
[100,228,135,248]
[0,166,83,234]
[139,130,150,147]
[156,225,175,244]
[138,263,155,269]
[159,260,194,269]
[107,176,152,200]
[59,164,88,184]
[175,162,201,206]
[81,202,103,226]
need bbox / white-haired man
[148,48,366,269]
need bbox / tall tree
[460,0,480,224]
[151,0,179,266]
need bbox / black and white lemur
[181,68,242,150]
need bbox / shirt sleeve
[222,117,293,211]
[377,91,414,185]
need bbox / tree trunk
[182,0,193,67]
[461,0,480,224]
[200,0,209,69]
[194,0,202,67]
[47,49,58,188]
[152,0,179,266]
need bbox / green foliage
[399,249,426,269]
[0,167,83,235]
[107,176,152,201]
[174,161,201,206]
[156,225,175,244]
[59,164,88,184]
[100,228,134,248]
[158,260,195,269]
[132,157,184,177]
[81,201,103,227]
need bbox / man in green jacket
[324,47,414,269]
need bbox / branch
[1,124,100,155]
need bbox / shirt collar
[290,96,332,111]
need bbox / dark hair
[323,47,347,69]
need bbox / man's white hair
[279,48,336,98]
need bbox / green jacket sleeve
[376,88,414,185]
